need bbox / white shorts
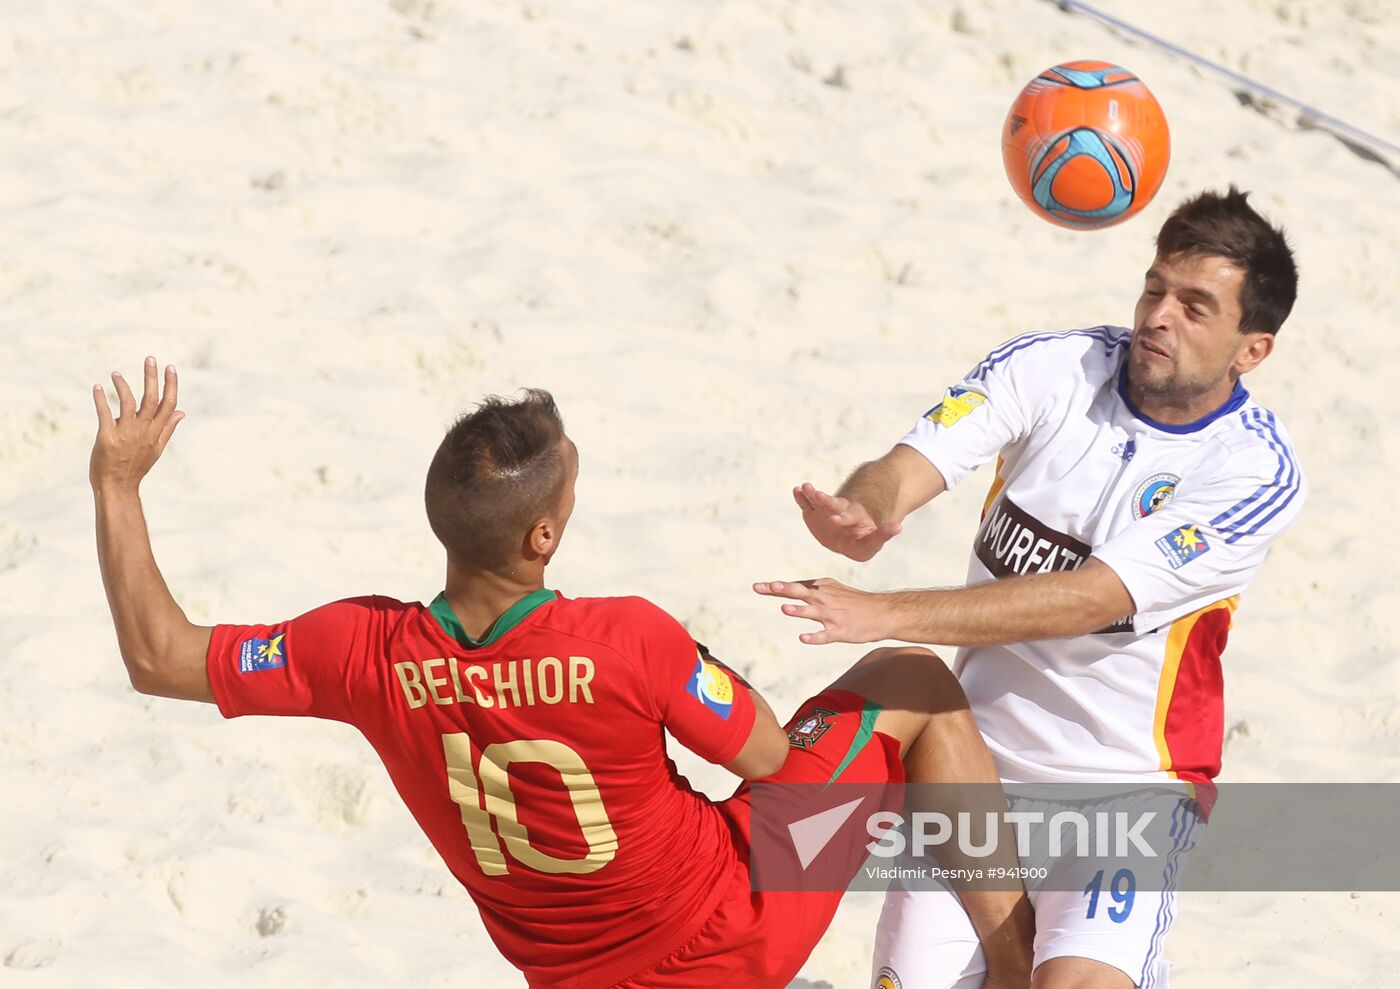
[871,790,1202,989]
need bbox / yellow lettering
[569,656,595,704]
[494,662,521,709]
[423,658,452,706]
[394,661,428,709]
[521,658,535,706]
[537,657,564,704]
[464,665,493,707]
[447,656,471,703]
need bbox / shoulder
[1193,405,1306,540]
[965,325,1130,384]
[543,595,689,642]
[293,594,411,622]
[283,595,417,644]
[1210,404,1306,483]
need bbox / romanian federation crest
[1133,473,1179,519]
[875,967,903,989]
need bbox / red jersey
[207,590,757,989]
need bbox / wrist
[93,480,142,503]
[870,592,906,641]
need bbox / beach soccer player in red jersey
[91,360,1035,989]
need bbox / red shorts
[615,689,904,989]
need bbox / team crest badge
[923,386,986,428]
[1133,473,1179,519]
[1155,524,1211,569]
[685,652,735,719]
[238,633,286,673]
[874,967,903,989]
[787,707,836,749]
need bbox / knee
[855,645,937,668]
[837,646,967,716]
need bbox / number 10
[442,732,618,876]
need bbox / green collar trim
[429,588,557,650]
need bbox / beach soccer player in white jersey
[755,187,1305,989]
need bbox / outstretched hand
[90,357,184,493]
[793,482,902,562]
[752,577,893,645]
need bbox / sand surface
[2,0,1397,985]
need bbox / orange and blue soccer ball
[1002,60,1170,230]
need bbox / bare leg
[1032,957,1134,989]
[831,647,1035,989]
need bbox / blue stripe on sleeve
[968,326,1129,381]
[1217,410,1301,544]
[1210,410,1301,542]
[1231,410,1303,540]
[1209,411,1285,529]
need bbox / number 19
[1084,868,1136,922]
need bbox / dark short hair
[425,389,567,572]
[1155,186,1298,335]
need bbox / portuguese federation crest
[787,707,836,749]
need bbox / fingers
[795,482,841,512]
[155,410,186,456]
[807,486,848,515]
[92,384,115,434]
[111,370,137,421]
[811,489,875,531]
[139,355,158,415]
[761,582,834,644]
[752,580,818,601]
[155,364,179,422]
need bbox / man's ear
[525,516,557,559]
[1233,331,1275,376]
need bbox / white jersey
[899,326,1306,784]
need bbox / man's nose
[1143,295,1175,327]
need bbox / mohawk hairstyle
[424,389,566,573]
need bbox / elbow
[744,727,792,781]
[121,649,170,696]
[124,660,162,696]
[750,742,789,781]
[1062,602,1133,638]
[728,725,791,782]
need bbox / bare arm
[723,685,788,780]
[796,444,948,562]
[755,558,1134,646]
[694,647,789,780]
[91,358,213,702]
[836,443,948,524]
